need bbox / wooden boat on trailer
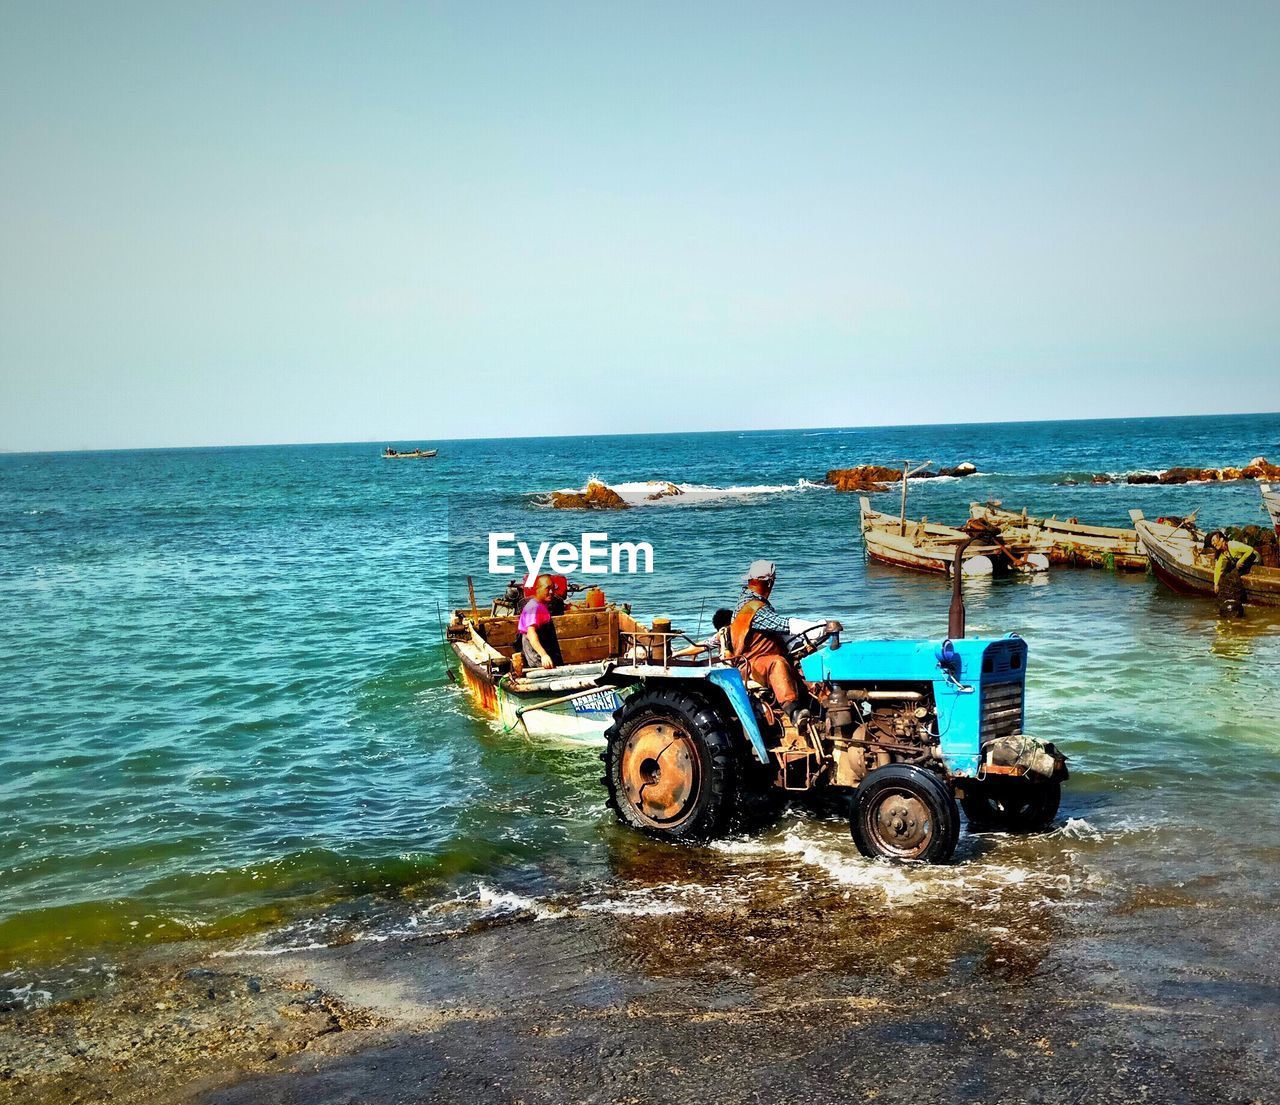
[383,447,437,458]
[860,497,1051,577]
[1130,510,1280,607]
[1262,484,1280,536]
[970,501,1147,571]
[447,597,706,744]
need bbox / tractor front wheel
[961,778,1060,833]
[850,764,959,864]
[603,686,740,842]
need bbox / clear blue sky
[2,2,1278,451]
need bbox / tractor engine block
[823,685,939,787]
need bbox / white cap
[743,559,777,582]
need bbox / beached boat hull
[1131,511,1280,607]
[970,502,1147,571]
[1263,484,1280,537]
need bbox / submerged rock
[549,480,631,510]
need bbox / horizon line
[3,407,1279,458]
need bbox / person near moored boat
[1205,531,1257,617]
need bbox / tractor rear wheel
[961,778,1060,833]
[850,764,959,864]
[603,686,739,842]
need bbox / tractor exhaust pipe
[949,536,975,639]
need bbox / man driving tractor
[730,560,813,728]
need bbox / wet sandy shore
[4,830,1278,1105]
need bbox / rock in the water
[824,466,903,492]
[1159,467,1221,484]
[825,462,976,491]
[549,480,631,510]
[1128,458,1279,484]
[645,482,683,501]
[1242,456,1280,479]
[1090,474,1113,485]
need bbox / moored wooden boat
[860,497,1051,577]
[1130,510,1280,607]
[1262,484,1280,536]
[383,447,438,458]
[970,501,1147,571]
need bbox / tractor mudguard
[706,668,771,764]
[609,664,771,765]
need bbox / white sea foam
[547,478,829,507]
[475,883,565,920]
[1053,817,1105,841]
[579,898,687,916]
[4,983,53,1010]
[210,941,331,958]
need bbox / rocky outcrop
[824,463,978,492]
[825,466,904,492]
[549,479,630,509]
[1243,457,1280,479]
[1125,457,1280,485]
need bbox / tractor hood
[800,635,1025,686]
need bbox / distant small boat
[970,501,1147,571]
[383,447,437,459]
[1130,510,1280,606]
[860,497,1050,577]
[1262,484,1280,536]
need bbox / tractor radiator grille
[981,681,1024,741]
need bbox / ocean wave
[545,478,831,507]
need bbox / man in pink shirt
[517,574,563,670]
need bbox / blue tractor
[602,559,1067,864]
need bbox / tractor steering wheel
[787,620,843,658]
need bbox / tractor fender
[616,667,770,765]
[705,668,771,765]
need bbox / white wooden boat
[447,603,689,744]
[1262,484,1280,536]
[860,497,1050,577]
[970,501,1147,571]
[1130,510,1280,607]
[383,447,437,458]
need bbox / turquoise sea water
[2,414,1279,1001]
